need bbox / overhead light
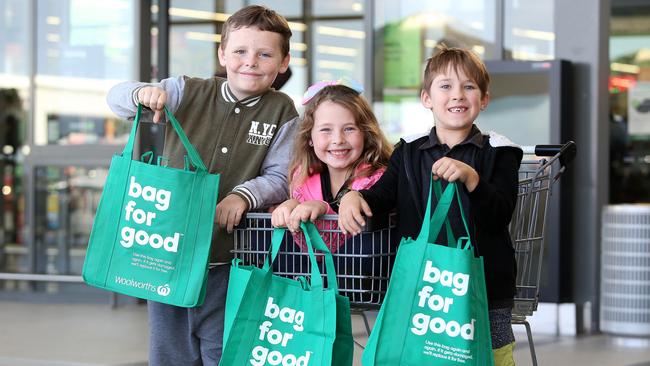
[151,6,306,32]
[611,62,640,74]
[318,60,354,71]
[424,40,484,56]
[35,75,122,92]
[168,7,229,21]
[317,26,364,39]
[352,2,363,12]
[182,34,306,51]
[512,50,553,60]
[635,49,650,63]
[287,21,307,32]
[317,45,357,57]
[291,42,308,52]
[472,45,485,55]
[512,28,555,41]
[185,32,221,43]
[406,13,447,29]
[46,16,61,25]
[290,57,307,66]
[0,74,30,89]
[46,33,60,42]
[470,21,484,31]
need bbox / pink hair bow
[301,77,364,105]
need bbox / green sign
[383,21,422,89]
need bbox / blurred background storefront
[0,0,645,334]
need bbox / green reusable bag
[221,221,353,366]
[82,105,220,307]
[362,180,494,366]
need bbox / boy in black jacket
[338,45,522,365]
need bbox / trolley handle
[235,212,394,231]
[522,141,576,166]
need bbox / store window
[503,0,554,61]
[0,1,28,281]
[0,0,29,148]
[609,5,650,203]
[32,166,107,276]
[170,23,218,78]
[166,0,305,103]
[34,0,135,146]
[0,0,30,77]
[373,1,498,142]
[0,166,106,295]
[0,165,105,294]
[312,20,364,83]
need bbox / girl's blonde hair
[289,85,393,191]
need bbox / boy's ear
[420,89,433,109]
[279,54,291,73]
[218,45,227,67]
[481,91,490,110]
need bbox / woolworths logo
[114,276,171,297]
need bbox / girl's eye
[440,84,450,89]
[319,128,331,133]
[344,127,358,132]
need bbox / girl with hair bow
[271,78,393,252]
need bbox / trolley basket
[232,213,397,308]
[510,141,576,366]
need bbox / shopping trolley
[510,141,576,366]
[232,212,397,347]
[232,142,576,356]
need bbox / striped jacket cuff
[231,187,257,210]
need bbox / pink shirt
[291,164,386,253]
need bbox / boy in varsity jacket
[106,5,298,365]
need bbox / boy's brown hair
[289,85,393,191]
[221,5,292,57]
[423,44,490,97]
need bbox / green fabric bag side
[302,222,354,366]
[221,228,332,365]
[82,156,133,287]
[362,181,455,365]
[220,222,341,366]
[82,105,219,307]
[83,105,144,286]
[223,228,286,345]
[332,292,354,366]
[362,180,494,366]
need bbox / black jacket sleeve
[468,147,521,231]
[359,145,402,216]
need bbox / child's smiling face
[218,26,290,100]
[310,100,364,178]
[421,66,489,136]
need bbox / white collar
[221,81,262,107]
